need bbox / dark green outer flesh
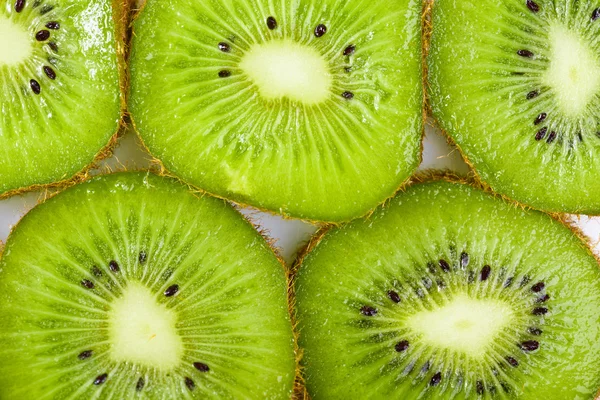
[0,0,121,195]
[428,0,600,214]
[129,0,423,223]
[295,179,600,399]
[0,172,295,399]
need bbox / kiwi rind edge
[0,0,132,203]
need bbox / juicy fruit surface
[129,0,422,222]
[0,173,295,399]
[295,180,600,399]
[428,0,600,214]
[0,0,120,195]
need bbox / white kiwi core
[542,25,600,117]
[240,40,332,104]
[406,295,514,358]
[108,283,183,370]
[0,17,32,65]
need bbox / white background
[1,124,599,265]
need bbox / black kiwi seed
[266,16,277,30]
[93,373,108,385]
[480,265,491,281]
[218,42,230,52]
[36,30,50,41]
[139,251,147,264]
[360,305,377,316]
[535,127,548,141]
[534,113,547,125]
[193,362,210,372]
[546,131,557,143]
[504,276,514,288]
[577,132,583,142]
[109,260,120,273]
[460,252,469,267]
[343,45,356,56]
[184,377,195,391]
[136,377,145,391]
[48,42,58,53]
[528,327,542,335]
[43,66,56,80]
[506,356,519,367]
[532,307,548,315]
[526,0,540,13]
[342,91,354,100]
[517,49,534,58]
[592,8,600,21]
[45,21,60,30]
[80,279,94,289]
[536,294,550,303]
[438,259,451,273]
[476,380,485,395]
[30,79,41,94]
[314,24,327,37]
[77,350,93,360]
[164,284,180,297]
[92,266,102,277]
[387,290,401,303]
[526,90,539,99]
[531,281,545,292]
[14,0,25,13]
[520,340,539,352]
[219,70,231,78]
[429,372,442,387]
[395,340,409,352]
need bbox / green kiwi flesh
[295,178,600,399]
[0,0,121,195]
[128,0,423,222]
[428,0,600,214]
[0,172,295,399]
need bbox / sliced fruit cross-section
[295,177,600,399]
[129,0,423,222]
[0,0,122,195]
[0,172,295,399]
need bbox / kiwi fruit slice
[0,172,295,399]
[0,0,123,196]
[294,175,600,398]
[128,0,423,222]
[428,0,600,214]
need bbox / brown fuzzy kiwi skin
[288,169,600,400]
[0,0,132,202]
